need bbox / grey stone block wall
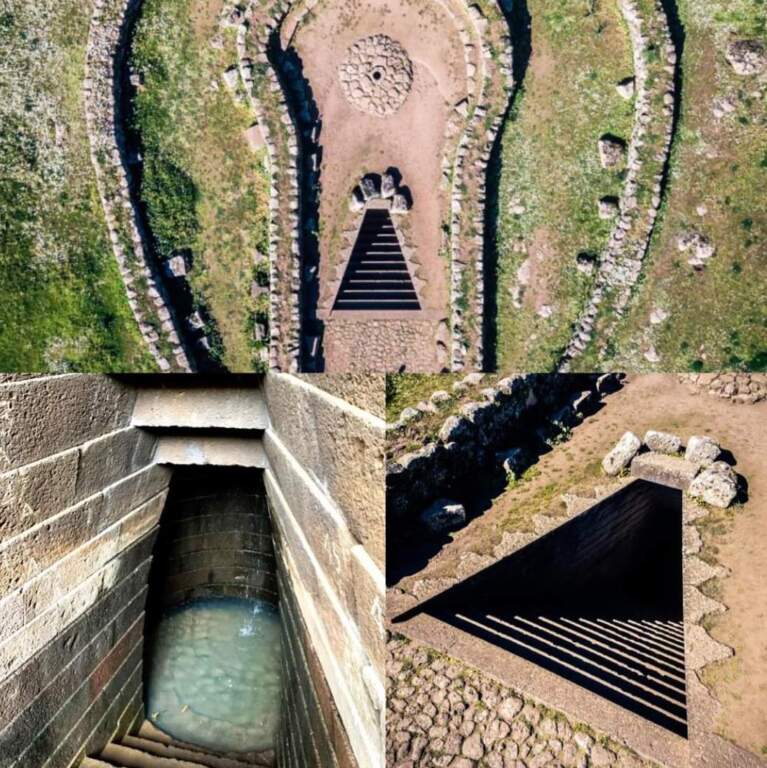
[276,567,356,768]
[264,373,385,768]
[145,467,277,613]
[0,375,170,768]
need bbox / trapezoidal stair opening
[395,480,688,737]
[333,208,420,311]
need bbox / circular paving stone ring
[338,34,414,117]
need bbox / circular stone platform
[338,34,413,117]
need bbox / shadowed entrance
[395,480,687,736]
[333,209,419,311]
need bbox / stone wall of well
[0,375,171,768]
[146,467,277,614]
[263,373,385,768]
[276,563,357,768]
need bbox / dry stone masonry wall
[560,0,677,369]
[84,0,193,373]
[446,0,514,372]
[387,373,617,525]
[235,1,305,372]
[0,375,171,768]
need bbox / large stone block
[0,535,154,681]
[630,452,699,490]
[0,613,144,762]
[349,544,385,672]
[296,374,386,419]
[30,640,143,768]
[131,386,268,430]
[0,449,79,543]
[264,447,359,621]
[263,376,384,568]
[0,557,150,726]
[0,376,136,472]
[75,427,157,502]
[154,435,267,467]
[272,517,381,768]
[0,467,167,599]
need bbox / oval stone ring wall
[338,34,414,117]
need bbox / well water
[145,597,283,754]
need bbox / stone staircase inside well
[82,720,275,768]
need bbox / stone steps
[85,720,273,768]
[334,208,420,311]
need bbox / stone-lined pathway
[386,633,654,768]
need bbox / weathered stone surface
[616,76,635,99]
[496,447,528,478]
[688,462,738,508]
[677,230,715,268]
[420,498,466,533]
[597,135,626,168]
[598,197,620,219]
[630,452,699,490]
[602,431,641,475]
[0,377,136,472]
[263,374,384,567]
[643,429,682,454]
[725,39,766,75]
[684,435,721,466]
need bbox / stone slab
[155,436,267,467]
[630,452,700,490]
[0,376,135,473]
[132,387,268,431]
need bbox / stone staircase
[82,720,274,768]
[333,208,420,311]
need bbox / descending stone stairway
[333,208,420,311]
[82,720,274,768]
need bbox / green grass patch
[131,0,270,371]
[0,0,152,371]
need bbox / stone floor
[386,633,653,768]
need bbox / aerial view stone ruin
[0,0,764,372]
[0,0,766,765]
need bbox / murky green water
[145,598,282,754]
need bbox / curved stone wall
[559,0,677,369]
[84,0,194,373]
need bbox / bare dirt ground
[286,0,472,370]
[390,374,767,758]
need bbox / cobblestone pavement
[386,634,655,768]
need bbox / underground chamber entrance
[333,208,420,311]
[143,467,282,759]
[396,480,688,737]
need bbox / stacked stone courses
[0,375,171,768]
[447,0,514,371]
[84,0,193,372]
[263,374,385,768]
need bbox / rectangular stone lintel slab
[154,436,267,467]
[630,452,699,490]
[132,387,268,430]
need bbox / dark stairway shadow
[394,480,688,737]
